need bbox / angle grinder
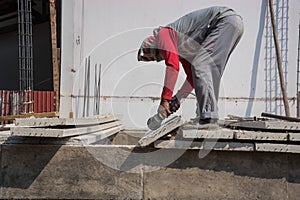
[147,99,178,130]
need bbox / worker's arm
[156,27,180,117]
[175,58,194,101]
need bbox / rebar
[17,0,33,114]
[265,0,289,115]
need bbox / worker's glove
[158,98,172,119]
[170,96,180,112]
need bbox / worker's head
[137,36,163,62]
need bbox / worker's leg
[191,15,243,120]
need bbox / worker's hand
[158,98,172,119]
[170,96,180,112]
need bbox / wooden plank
[49,0,59,111]
[227,120,300,131]
[15,114,118,127]
[182,127,234,139]
[154,140,254,151]
[256,143,300,153]
[138,115,183,147]
[10,121,122,138]
[235,130,288,141]
[0,112,59,121]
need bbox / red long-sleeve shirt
[156,27,194,100]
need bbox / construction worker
[137,6,243,127]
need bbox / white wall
[61,0,300,128]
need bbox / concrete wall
[1,143,300,199]
[60,0,300,128]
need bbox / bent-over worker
[137,6,243,127]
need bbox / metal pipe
[262,112,300,122]
[268,0,290,117]
[297,17,300,117]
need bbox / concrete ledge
[1,144,300,199]
[154,140,254,151]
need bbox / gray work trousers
[191,15,243,119]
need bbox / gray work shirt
[154,6,241,60]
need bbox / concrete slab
[4,126,124,146]
[138,115,183,147]
[228,120,300,131]
[154,140,254,151]
[15,114,118,127]
[236,130,288,141]
[68,125,124,145]
[182,127,234,139]
[0,130,10,143]
[288,133,300,141]
[10,121,122,138]
[256,143,300,153]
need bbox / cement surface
[1,144,300,199]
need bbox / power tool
[147,99,178,130]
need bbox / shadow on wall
[168,149,300,183]
[245,0,267,117]
[0,138,62,189]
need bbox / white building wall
[60,0,300,128]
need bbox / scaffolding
[17,0,33,114]
[265,0,289,115]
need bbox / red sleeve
[156,27,180,100]
[177,58,194,98]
